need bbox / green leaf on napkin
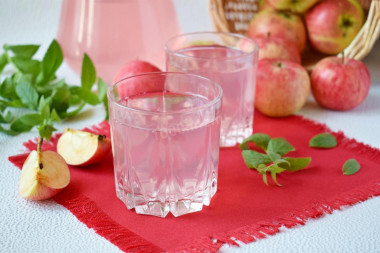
[343,159,360,175]
[309,133,337,148]
[239,133,270,150]
[242,150,271,168]
[240,134,311,186]
[267,137,295,156]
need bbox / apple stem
[37,137,43,153]
[341,51,345,64]
[267,32,271,39]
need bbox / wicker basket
[209,0,380,69]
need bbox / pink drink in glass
[108,73,222,217]
[56,0,181,84]
[165,33,259,147]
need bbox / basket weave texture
[209,0,380,62]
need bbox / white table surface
[1,1,379,252]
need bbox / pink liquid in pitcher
[109,92,221,217]
[57,0,181,84]
[168,45,256,146]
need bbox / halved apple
[57,128,111,166]
[19,150,70,201]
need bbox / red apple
[19,150,70,201]
[253,34,301,63]
[305,0,364,55]
[255,59,311,117]
[57,128,111,166]
[311,56,370,110]
[112,60,161,84]
[112,60,163,98]
[248,9,307,52]
[267,0,319,13]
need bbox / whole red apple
[248,9,307,52]
[311,56,370,110]
[112,60,162,98]
[255,59,310,117]
[267,0,319,13]
[253,34,301,63]
[112,60,161,84]
[305,0,364,55]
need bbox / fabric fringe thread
[54,190,163,253]
[9,116,380,253]
[172,182,380,253]
[171,114,380,252]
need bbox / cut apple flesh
[57,128,111,166]
[19,150,70,201]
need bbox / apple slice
[19,150,70,201]
[57,128,111,166]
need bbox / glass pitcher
[56,0,182,84]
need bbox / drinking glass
[108,72,223,217]
[56,0,181,84]
[165,32,259,147]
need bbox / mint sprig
[0,39,108,140]
[240,133,311,186]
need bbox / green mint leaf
[75,87,100,105]
[60,103,85,119]
[257,164,267,174]
[10,57,40,76]
[0,76,17,99]
[10,118,34,132]
[262,172,268,186]
[282,157,311,171]
[242,150,271,168]
[342,159,360,175]
[38,124,56,140]
[81,53,97,90]
[0,111,12,123]
[267,137,295,155]
[274,158,291,167]
[51,86,70,114]
[240,133,271,150]
[3,44,39,59]
[7,99,24,108]
[267,151,281,162]
[19,113,43,126]
[309,133,337,149]
[50,109,61,122]
[15,78,39,109]
[98,78,109,119]
[0,125,19,136]
[97,78,108,101]
[38,96,51,119]
[269,164,286,186]
[0,52,8,74]
[103,96,109,120]
[40,40,63,83]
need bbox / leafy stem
[240,133,311,186]
[0,40,108,140]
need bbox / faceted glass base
[116,181,217,218]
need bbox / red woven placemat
[9,111,380,252]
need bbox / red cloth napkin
[9,111,380,252]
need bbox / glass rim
[107,72,223,115]
[164,31,259,60]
